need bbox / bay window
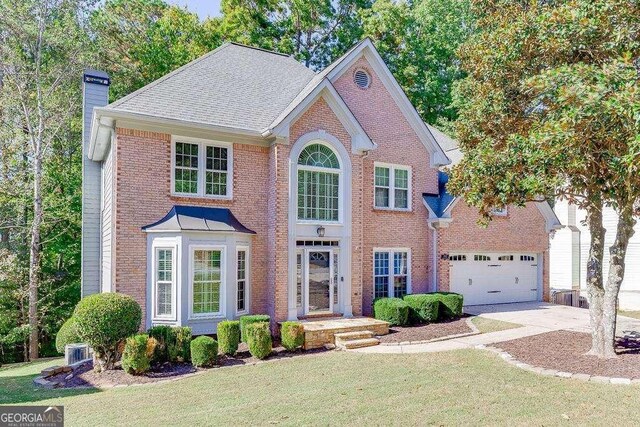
[192,248,224,317]
[154,248,175,318]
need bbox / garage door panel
[449,252,540,305]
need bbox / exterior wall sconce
[316,225,325,238]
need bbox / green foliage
[217,321,240,355]
[121,334,151,375]
[190,336,218,368]
[55,317,81,354]
[431,293,463,319]
[240,315,270,343]
[403,294,440,324]
[245,322,272,360]
[147,325,174,363]
[280,321,304,351]
[168,327,192,363]
[373,298,409,326]
[73,294,141,370]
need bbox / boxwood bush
[245,322,272,359]
[403,294,440,324]
[73,293,142,371]
[55,317,81,354]
[169,327,192,362]
[240,315,270,343]
[122,334,151,375]
[147,325,173,363]
[373,298,410,326]
[432,292,464,319]
[217,320,240,355]
[190,336,218,368]
[280,321,304,351]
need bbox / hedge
[280,321,304,351]
[190,336,218,367]
[122,334,151,375]
[147,325,173,363]
[432,292,464,319]
[240,315,270,343]
[373,298,410,326]
[403,294,440,324]
[245,322,272,359]
[169,327,192,362]
[217,320,240,355]
[73,293,142,371]
[55,317,81,354]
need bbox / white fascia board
[325,39,449,167]
[269,80,376,153]
[536,201,563,233]
[88,107,268,161]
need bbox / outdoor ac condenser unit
[64,343,92,365]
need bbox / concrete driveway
[465,302,640,335]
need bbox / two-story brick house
[81,39,560,334]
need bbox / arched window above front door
[297,143,341,222]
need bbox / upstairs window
[173,138,232,198]
[374,164,411,210]
[297,143,341,222]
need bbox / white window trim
[373,247,412,298]
[373,162,412,211]
[151,243,178,322]
[295,141,344,224]
[188,244,226,320]
[236,246,250,315]
[171,135,233,200]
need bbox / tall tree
[361,0,473,124]
[0,0,90,359]
[448,0,640,358]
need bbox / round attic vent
[354,69,371,89]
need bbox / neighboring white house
[550,199,640,310]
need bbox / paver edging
[479,345,640,386]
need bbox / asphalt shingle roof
[106,43,316,132]
[423,171,456,218]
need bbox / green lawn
[2,350,639,425]
[619,310,640,320]
[471,316,522,334]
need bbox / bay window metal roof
[142,205,256,234]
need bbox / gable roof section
[105,43,316,133]
[423,172,456,218]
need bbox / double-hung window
[374,249,410,299]
[173,138,232,198]
[191,248,224,317]
[154,248,175,319]
[236,248,248,313]
[374,164,411,210]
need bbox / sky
[167,0,223,18]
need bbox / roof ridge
[227,42,292,58]
[107,42,234,109]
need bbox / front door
[306,250,333,313]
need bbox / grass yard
[619,310,640,320]
[471,316,522,334]
[2,350,639,426]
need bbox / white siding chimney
[82,69,110,297]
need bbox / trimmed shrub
[373,298,410,326]
[190,336,218,367]
[217,321,240,355]
[147,325,174,363]
[240,315,270,342]
[280,321,304,351]
[122,334,151,375]
[432,292,464,319]
[245,322,272,359]
[169,327,192,363]
[55,317,81,354]
[74,293,142,371]
[403,294,440,324]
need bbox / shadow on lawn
[0,372,99,405]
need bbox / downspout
[429,222,438,292]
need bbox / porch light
[316,225,325,238]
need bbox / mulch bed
[377,316,473,344]
[48,342,327,389]
[498,330,640,378]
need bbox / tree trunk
[28,151,42,360]
[601,205,636,358]
[585,201,606,357]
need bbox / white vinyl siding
[172,137,232,199]
[101,146,114,292]
[374,163,411,210]
[374,249,411,299]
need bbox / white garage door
[449,253,540,305]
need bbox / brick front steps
[301,317,390,350]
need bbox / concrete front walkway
[353,302,640,354]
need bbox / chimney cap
[83,68,110,86]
